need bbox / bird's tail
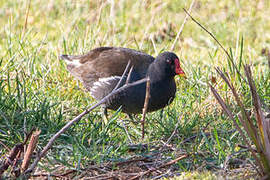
[59,54,72,61]
[59,54,82,62]
[59,54,83,69]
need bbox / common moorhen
[60,47,186,114]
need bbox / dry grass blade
[244,66,264,140]
[267,50,270,70]
[209,83,263,175]
[170,0,195,51]
[183,8,246,82]
[21,0,31,40]
[215,67,262,150]
[119,119,133,144]
[163,114,183,147]
[244,65,270,172]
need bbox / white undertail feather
[64,59,82,68]
[90,76,121,99]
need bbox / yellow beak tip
[179,74,187,79]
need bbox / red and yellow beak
[174,59,186,79]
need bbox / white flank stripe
[93,81,102,87]
[64,59,82,67]
[98,76,121,83]
[90,76,121,99]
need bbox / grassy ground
[0,0,269,179]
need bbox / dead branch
[0,128,34,177]
[126,65,134,84]
[130,154,188,180]
[141,77,150,139]
[119,64,135,143]
[21,130,41,172]
[0,144,24,176]
[30,173,64,178]
[119,119,133,144]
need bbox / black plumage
[60,47,185,114]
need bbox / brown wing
[60,47,155,91]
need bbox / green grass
[0,0,269,179]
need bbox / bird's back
[60,47,155,100]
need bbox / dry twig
[141,77,150,139]
[130,154,188,180]
[126,65,134,84]
[21,130,41,172]
[0,129,34,177]
[118,64,134,143]
[0,144,24,176]
[112,60,131,91]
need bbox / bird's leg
[159,109,164,120]
[127,114,140,125]
[128,113,135,122]
[102,106,109,124]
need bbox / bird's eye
[166,59,171,64]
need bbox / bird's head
[155,52,186,78]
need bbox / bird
[60,47,186,115]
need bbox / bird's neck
[147,62,173,83]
